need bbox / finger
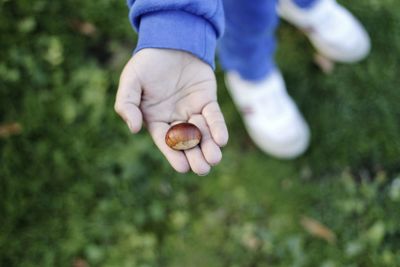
[148,122,190,173]
[202,101,229,147]
[115,59,143,133]
[189,115,222,166]
[184,146,211,176]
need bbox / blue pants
[219,0,317,81]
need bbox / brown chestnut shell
[165,123,202,150]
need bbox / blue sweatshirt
[127,0,225,68]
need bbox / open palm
[115,49,228,175]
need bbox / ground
[1,0,400,266]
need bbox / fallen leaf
[73,258,89,267]
[301,216,336,244]
[70,19,97,37]
[0,122,22,138]
[242,233,262,251]
[314,53,335,74]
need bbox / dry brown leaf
[301,216,336,244]
[0,122,22,138]
[71,20,97,37]
[242,234,262,251]
[73,258,89,267]
[314,53,335,74]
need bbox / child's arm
[115,1,228,175]
[127,0,224,68]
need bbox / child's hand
[115,49,229,175]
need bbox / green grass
[1,0,400,266]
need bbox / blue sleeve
[127,0,225,68]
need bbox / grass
[1,0,400,266]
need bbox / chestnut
[165,123,202,150]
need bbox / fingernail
[127,121,133,132]
[198,171,210,177]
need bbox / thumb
[115,59,143,133]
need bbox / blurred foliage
[1,0,400,266]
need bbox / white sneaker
[225,70,310,159]
[278,0,371,63]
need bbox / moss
[1,0,400,266]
